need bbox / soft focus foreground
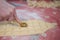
[0,0,15,21]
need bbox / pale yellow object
[0,20,57,36]
[27,1,60,8]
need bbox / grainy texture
[0,20,56,36]
[27,1,60,8]
[0,1,60,40]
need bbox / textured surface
[0,1,60,40]
[0,20,56,36]
[0,7,60,40]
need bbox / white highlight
[41,33,47,37]
[45,16,50,18]
[16,9,41,20]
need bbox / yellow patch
[0,20,57,36]
[27,1,60,8]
